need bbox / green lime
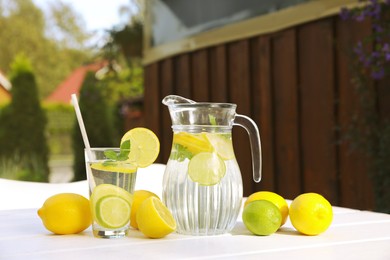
[187,152,226,186]
[205,133,235,160]
[242,200,282,236]
[95,195,131,229]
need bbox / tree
[0,0,92,98]
[0,54,49,181]
[72,72,115,181]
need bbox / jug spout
[162,95,237,128]
[162,95,196,106]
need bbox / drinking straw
[71,94,93,160]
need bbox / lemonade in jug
[162,95,261,235]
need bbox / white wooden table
[1,203,390,259]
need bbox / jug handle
[233,114,262,183]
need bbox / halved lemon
[136,197,176,238]
[187,152,226,186]
[121,127,160,168]
[130,190,159,229]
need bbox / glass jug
[162,95,262,235]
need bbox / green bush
[72,71,115,181]
[44,103,74,157]
[0,54,49,181]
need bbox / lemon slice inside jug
[187,152,226,186]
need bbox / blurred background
[0,0,389,214]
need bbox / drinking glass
[85,148,137,238]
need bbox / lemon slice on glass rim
[121,127,160,168]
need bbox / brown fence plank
[191,49,210,101]
[336,17,374,210]
[298,18,338,204]
[227,40,253,196]
[159,59,175,163]
[272,29,301,200]
[174,54,191,98]
[209,45,228,102]
[250,35,275,192]
[144,63,162,162]
[377,76,390,122]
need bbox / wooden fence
[143,15,384,210]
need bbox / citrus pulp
[121,127,160,167]
[136,197,176,238]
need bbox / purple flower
[354,41,363,51]
[371,67,385,79]
[386,53,390,61]
[369,1,382,19]
[356,13,366,22]
[371,51,381,58]
[364,56,372,67]
[340,7,350,20]
[373,24,384,33]
[383,43,389,52]
[382,44,390,61]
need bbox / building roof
[44,61,108,104]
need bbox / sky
[33,0,132,33]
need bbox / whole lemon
[245,191,289,227]
[289,193,333,236]
[38,193,92,235]
[130,190,159,229]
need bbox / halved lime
[90,184,133,225]
[95,195,131,229]
[187,152,226,186]
[205,133,235,160]
[121,127,160,168]
[91,162,137,174]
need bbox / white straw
[71,94,93,160]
